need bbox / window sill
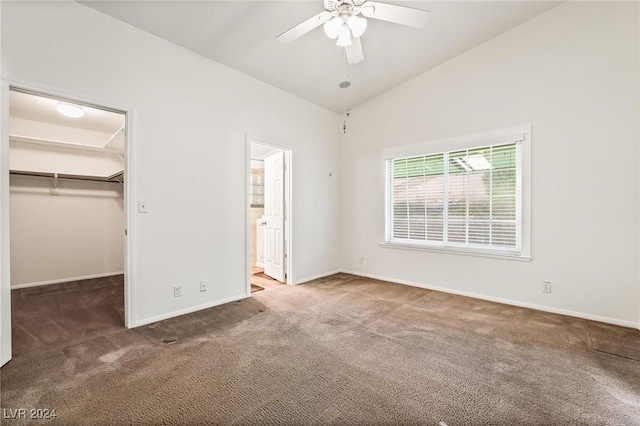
[379,242,532,262]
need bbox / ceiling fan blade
[277,11,332,43]
[345,37,364,64]
[360,1,430,28]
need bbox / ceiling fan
[277,0,430,64]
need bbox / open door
[263,151,285,282]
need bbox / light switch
[138,200,148,213]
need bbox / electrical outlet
[200,280,207,292]
[542,281,551,293]
[358,257,364,265]
[173,285,182,297]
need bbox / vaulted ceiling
[85,1,560,114]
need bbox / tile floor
[10,275,124,355]
[251,267,285,290]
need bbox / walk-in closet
[8,89,126,355]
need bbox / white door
[1,82,11,366]
[264,151,285,282]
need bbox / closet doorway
[7,88,128,357]
[248,141,291,294]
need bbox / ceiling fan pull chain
[342,51,348,133]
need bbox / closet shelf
[10,169,124,184]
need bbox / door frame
[1,80,137,365]
[245,136,293,296]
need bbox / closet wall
[11,141,123,176]
[10,173,124,288]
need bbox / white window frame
[381,125,532,261]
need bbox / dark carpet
[10,275,124,355]
[1,273,639,425]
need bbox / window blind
[386,141,522,254]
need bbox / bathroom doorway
[247,141,291,294]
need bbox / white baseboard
[11,271,124,289]
[293,269,342,286]
[135,270,343,327]
[340,269,640,330]
[134,293,248,327]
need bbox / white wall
[10,176,124,287]
[250,206,264,267]
[340,2,640,327]
[1,1,341,325]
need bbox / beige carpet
[2,273,639,425]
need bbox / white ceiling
[83,1,560,114]
[9,90,126,151]
[10,90,125,134]
[251,142,282,160]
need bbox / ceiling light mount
[56,102,85,118]
[336,1,355,16]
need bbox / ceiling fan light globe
[323,17,343,39]
[336,24,352,46]
[347,15,367,38]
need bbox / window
[384,127,529,258]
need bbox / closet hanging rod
[10,169,124,184]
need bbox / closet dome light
[56,103,84,118]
